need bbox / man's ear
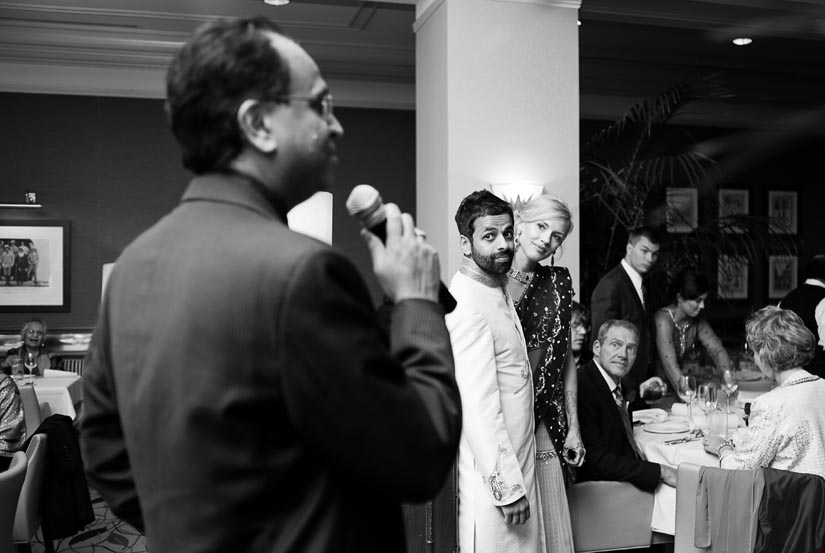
[237,99,278,154]
[592,340,601,358]
[459,235,472,257]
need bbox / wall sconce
[0,191,42,209]
[489,182,545,207]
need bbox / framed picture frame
[768,255,797,299]
[717,255,749,300]
[768,191,798,234]
[0,220,70,312]
[718,189,749,233]
[666,187,698,233]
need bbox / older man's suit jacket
[82,173,462,553]
[590,263,651,386]
[577,360,660,491]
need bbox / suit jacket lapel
[617,266,645,312]
[585,362,626,435]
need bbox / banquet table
[633,371,773,535]
[20,373,83,420]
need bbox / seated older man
[577,319,676,491]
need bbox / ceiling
[0,0,824,127]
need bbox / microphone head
[346,184,386,228]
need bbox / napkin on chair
[670,402,744,428]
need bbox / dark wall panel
[0,93,414,331]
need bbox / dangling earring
[550,254,555,267]
[515,231,521,247]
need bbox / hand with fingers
[360,203,441,303]
[497,496,530,525]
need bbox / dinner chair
[567,480,654,552]
[674,463,704,553]
[16,387,41,441]
[13,434,47,553]
[0,452,27,553]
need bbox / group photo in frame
[768,191,798,234]
[717,255,749,300]
[0,220,70,312]
[666,187,698,233]
[768,255,798,300]
[718,189,749,233]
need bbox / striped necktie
[614,385,642,458]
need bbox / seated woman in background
[570,301,592,369]
[0,372,25,471]
[704,306,825,478]
[653,268,733,391]
[1,318,56,377]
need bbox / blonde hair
[746,306,816,372]
[516,194,573,234]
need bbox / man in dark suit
[81,17,462,553]
[578,320,676,491]
[779,253,825,378]
[590,226,661,386]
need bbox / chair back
[0,452,27,553]
[568,480,654,552]
[675,463,707,553]
[17,385,41,439]
[12,434,47,544]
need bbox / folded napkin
[671,402,744,428]
[43,368,75,378]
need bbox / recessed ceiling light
[732,37,753,46]
[264,0,290,5]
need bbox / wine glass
[677,375,697,429]
[721,369,739,414]
[697,383,718,434]
[23,351,37,376]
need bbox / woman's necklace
[666,307,691,358]
[507,267,534,285]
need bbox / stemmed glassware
[677,375,697,429]
[721,369,739,414]
[697,383,718,434]
[23,351,37,375]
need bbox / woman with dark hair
[704,306,825,477]
[653,268,733,391]
[570,301,592,369]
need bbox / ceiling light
[264,0,290,5]
[732,37,752,46]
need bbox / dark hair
[165,16,292,174]
[804,254,825,280]
[571,301,590,327]
[454,190,513,239]
[595,319,639,345]
[627,225,661,246]
[670,268,711,301]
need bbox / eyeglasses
[272,93,335,122]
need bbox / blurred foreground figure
[82,16,461,553]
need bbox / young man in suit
[590,226,661,387]
[779,253,825,378]
[578,319,676,491]
[81,17,462,553]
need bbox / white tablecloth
[27,374,82,419]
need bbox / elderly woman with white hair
[1,317,55,377]
[704,306,825,478]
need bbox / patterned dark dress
[513,264,575,486]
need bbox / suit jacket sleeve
[280,249,462,502]
[446,308,527,506]
[82,291,144,531]
[577,366,661,491]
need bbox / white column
[415,0,581,295]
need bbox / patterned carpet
[31,490,148,553]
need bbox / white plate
[643,421,691,434]
[737,370,764,382]
[633,408,668,425]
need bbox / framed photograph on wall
[0,220,70,312]
[666,187,698,233]
[718,189,749,233]
[768,191,798,234]
[768,255,798,299]
[717,255,749,300]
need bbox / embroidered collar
[459,258,508,288]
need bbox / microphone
[346,184,457,313]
